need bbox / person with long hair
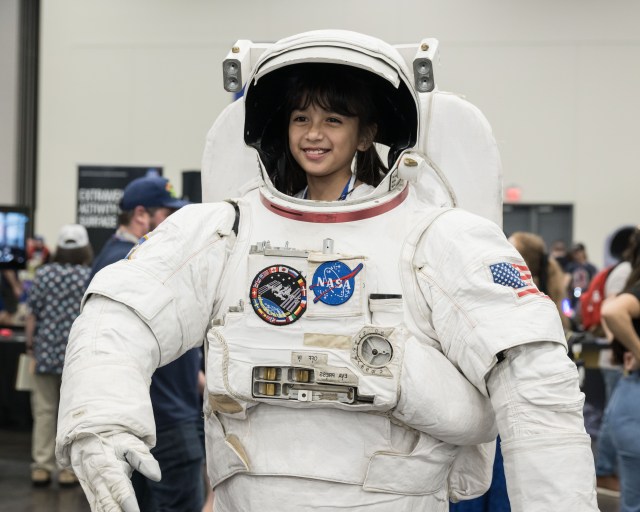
[509,231,570,331]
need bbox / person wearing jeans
[603,371,640,511]
[601,232,640,512]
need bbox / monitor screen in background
[0,207,29,270]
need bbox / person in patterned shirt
[25,224,93,487]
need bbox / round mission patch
[250,265,307,325]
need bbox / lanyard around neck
[303,174,356,201]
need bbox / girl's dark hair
[53,245,93,266]
[270,65,388,196]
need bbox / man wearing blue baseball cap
[88,176,206,512]
[119,175,191,211]
[90,176,189,278]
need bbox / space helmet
[242,30,420,199]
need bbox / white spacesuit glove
[70,432,161,512]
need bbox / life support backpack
[580,264,618,331]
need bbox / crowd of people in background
[550,227,640,512]
[1,194,637,511]
[0,175,214,512]
[426,225,639,512]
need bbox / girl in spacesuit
[55,30,600,512]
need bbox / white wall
[0,0,19,204]
[38,0,640,265]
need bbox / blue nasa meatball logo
[310,261,363,305]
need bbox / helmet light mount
[397,38,439,93]
[222,40,270,93]
[234,32,435,174]
[222,37,439,95]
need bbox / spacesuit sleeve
[56,202,237,465]
[409,208,566,393]
[56,295,161,466]
[409,209,598,511]
[84,202,237,364]
[486,341,598,510]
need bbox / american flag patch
[489,262,544,298]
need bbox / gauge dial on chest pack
[357,334,393,368]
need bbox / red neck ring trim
[260,185,409,223]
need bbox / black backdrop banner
[77,165,162,254]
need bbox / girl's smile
[303,148,330,160]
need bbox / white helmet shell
[243,30,420,182]
[202,30,503,226]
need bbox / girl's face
[288,104,368,183]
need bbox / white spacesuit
[56,31,599,512]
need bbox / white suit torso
[59,177,587,512]
[204,184,496,510]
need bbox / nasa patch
[250,265,307,325]
[310,261,364,305]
